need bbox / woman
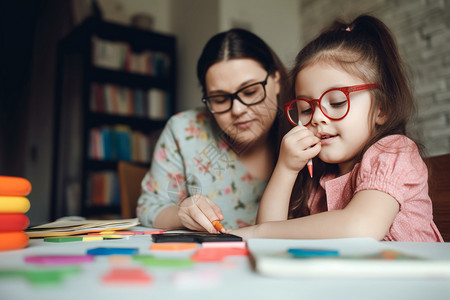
[137,28,289,232]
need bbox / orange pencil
[212,220,225,233]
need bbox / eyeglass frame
[284,83,382,126]
[201,72,270,114]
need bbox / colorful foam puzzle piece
[87,247,138,256]
[102,267,152,285]
[201,241,247,249]
[287,248,339,258]
[133,255,194,267]
[44,236,84,243]
[25,255,94,265]
[191,247,249,262]
[0,266,80,285]
[0,176,32,196]
[150,242,197,251]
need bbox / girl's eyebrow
[295,93,311,99]
[295,85,348,99]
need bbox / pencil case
[0,231,29,251]
[0,213,30,231]
[0,196,30,213]
[0,176,32,196]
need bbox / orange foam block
[102,267,152,285]
[0,196,30,213]
[0,213,30,231]
[0,176,32,196]
[0,231,29,251]
[191,247,249,262]
[150,243,197,251]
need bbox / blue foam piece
[287,248,339,257]
[86,247,138,256]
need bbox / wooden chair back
[117,161,148,219]
[426,153,450,242]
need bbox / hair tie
[345,26,351,32]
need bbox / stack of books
[90,83,170,120]
[91,36,171,77]
[0,176,31,251]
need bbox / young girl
[230,15,443,242]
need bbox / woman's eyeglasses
[284,83,381,126]
[202,73,270,114]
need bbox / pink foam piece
[201,241,247,249]
[25,255,94,265]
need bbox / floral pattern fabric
[137,108,267,229]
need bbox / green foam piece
[44,237,83,243]
[133,255,194,267]
[0,266,80,285]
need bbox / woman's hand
[277,126,321,174]
[177,194,225,233]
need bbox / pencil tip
[308,164,313,178]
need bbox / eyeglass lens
[206,83,266,113]
[288,89,349,125]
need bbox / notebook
[247,237,450,278]
[25,218,140,238]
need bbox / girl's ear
[375,107,388,125]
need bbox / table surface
[1,228,450,300]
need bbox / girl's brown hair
[288,15,418,218]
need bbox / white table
[1,230,450,300]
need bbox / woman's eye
[242,90,257,97]
[210,96,229,104]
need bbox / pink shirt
[308,135,443,242]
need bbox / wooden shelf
[51,18,176,219]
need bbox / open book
[248,238,450,278]
[25,218,140,238]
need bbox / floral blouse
[137,108,267,229]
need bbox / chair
[117,161,149,219]
[426,153,450,242]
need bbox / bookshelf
[51,17,176,219]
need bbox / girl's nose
[310,106,328,126]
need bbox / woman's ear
[272,71,281,94]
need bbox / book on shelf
[148,88,168,120]
[90,83,169,119]
[92,36,171,76]
[91,36,127,70]
[89,125,152,163]
[88,171,120,206]
[26,218,140,238]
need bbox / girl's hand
[177,194,224,233]
[278,126,321,173]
